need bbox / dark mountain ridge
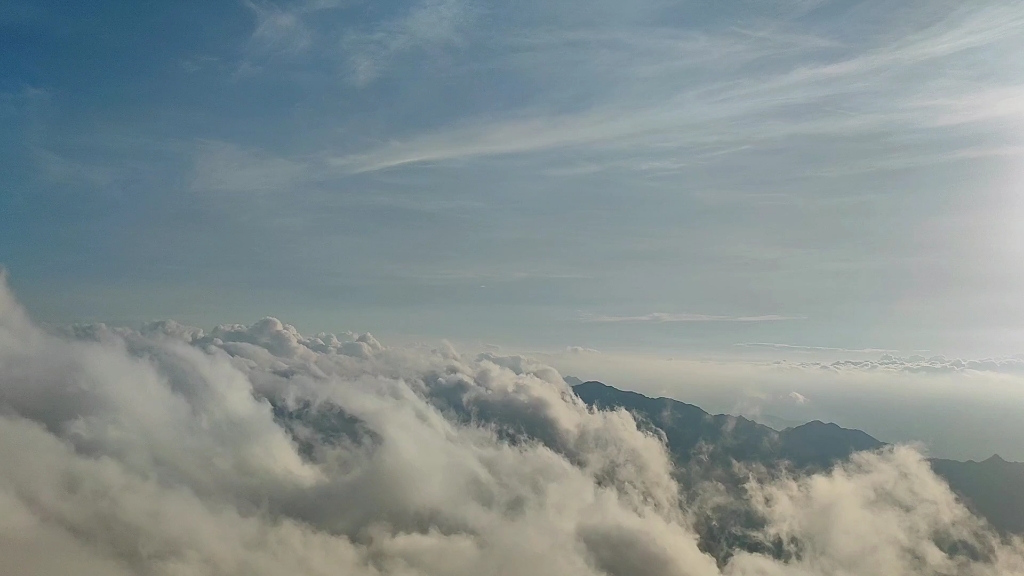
[570,379,1024,536]
[930,455,1024,535]
[573,380,883,470]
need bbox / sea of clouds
[1,276,1023,576]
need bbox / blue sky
[2,0,1024,356]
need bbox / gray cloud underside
[1,277,1023,575]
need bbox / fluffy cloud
[565,346,601,355]
[0,277,1022,575]
[731,448,1024,576]
[787,391,808,405]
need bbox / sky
[8,3,1024,571]
[2,1,1024,355]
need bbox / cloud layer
[796,354,1024,375]
[0,277,1022,575]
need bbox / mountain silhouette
[573,380,882,470]
[570,379,1024,535]
[930,455,1024,534]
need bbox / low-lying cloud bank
[1,278,1022,575]
[790,354,1024,375]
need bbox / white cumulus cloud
[0,276,1022,575]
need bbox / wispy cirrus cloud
[344,0,471,86]
[198,1,1024,188]
[244,0,318,55]
[329,2,1024,174]
[239,0,473,84]
[581,313,806,323]
[9,0,1024,362]
[735,342,903,354]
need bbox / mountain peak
[562,375,584,387]
[571,380,610,390]
[795,420,832,428]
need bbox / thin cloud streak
[329,3,1024,174]
[735,342,904,354]
[581,313,806,323]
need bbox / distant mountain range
[268,374,1022,565]
[573,380,882,469]
[570,379,1024,537]
[930,455,1024,535]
